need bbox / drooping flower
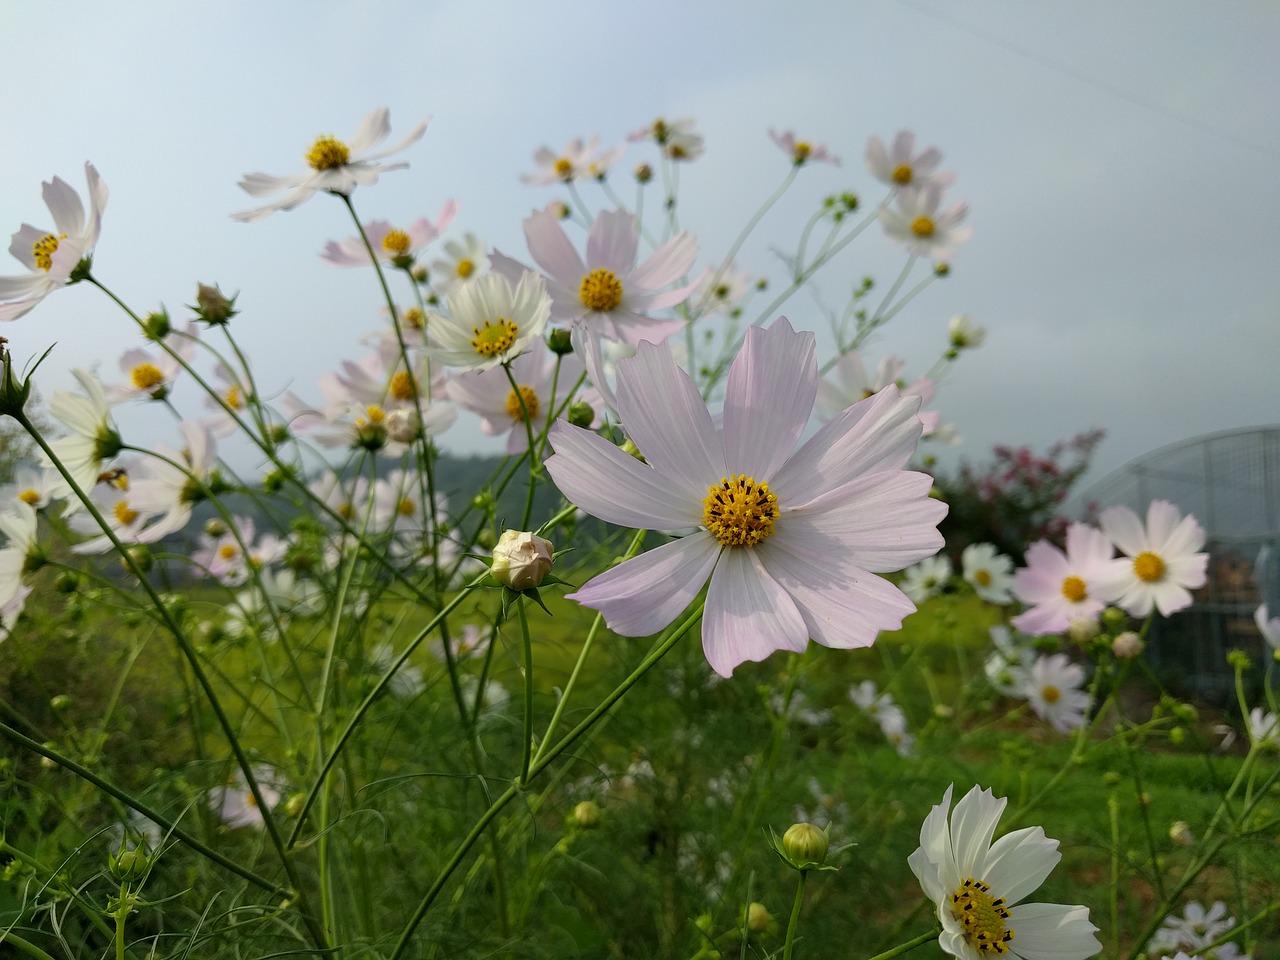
[908,784,1102,960]
[425,270,551,371]
[42,368,123,499]
[878,184,972,261]
[1010,524,1115,635]
[1099,500,1208,618]
[901,554,953,604]
[865,131,953,190]
[521,135,605,185]
[1024,653,1091,733]
[0,162,108,321]
[545,317,946,677]
[320,202,458,268]
[768,130,840,167]
[492,208,698,346]
[962,543,1014,604]
[232,108,427,222]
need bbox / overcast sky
[3,0,1278,503]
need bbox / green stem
[782,870,807,960]
[0,932,59,960]
[518,594,534,784]
[861,930,938,960]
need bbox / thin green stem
[0,932,59,960]
[782,870,807,960]
[518,594,535,784]
[861,931,938,960]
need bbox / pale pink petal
[721,318,816,481]
[702,548,808,676]
[568,534,720,637]
[545,421,701,530]
[523,209,586,285]
[626,232,697,293]
[43,176,86,238]
[1099,505,1144,556]
[586,209,638,275]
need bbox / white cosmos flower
[908,784,1102,960]
[865,130,954,189]
[426,270,551,372]
[1,162,108,321]
[430,231,488,295]
[878,183,972,261]
[42,368,123,500]
[0,503,39,610]
[1256,604,1280,651]
[901,554,953,604]
[1024,653,1091,734]
[321,202,457,268]
[962,543,1014,604]
[126,421,218,543]
[1099,500,1208,618]
[232,108,427,222]
[521,135,603,185]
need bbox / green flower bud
[109,846,150,884]
[141,309,171,341]
[781,822,829,867]
[567,401,595,429]
[193,283,237,325]
[571,800,601,828]
[746,902,772,934]
[547,328,574,355]
[1102,606,1128,628]
[49,694,71,712]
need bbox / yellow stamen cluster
[1041,684,1061,704]
[306,135,350,171]
[793,141,812,161]
[397,496,416,517]
[402,307,425,329]
[381,229,412,255]
[702,475,780,547]
[1133,551,1165,583]
[114,500,139,527]
[131,363,165,391]
[910,215,936,238]
[1061,575,1087,603]
[225,384,243,410]
[892,163,914,185]
[17,489,41,506]
[554,157,574,178]
[33,233,66,272]
[218,544,239,562]
[456,258,475,279]
[579,268,624,312]
[360,405,386,426]
[470,318,519,358]
[974,569,993,587]
[950,877,1015,955]
[390,370,416,401]
[505,385,540,422]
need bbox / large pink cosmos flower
[491,208,698,346]
[1010,523,1114,635]
[545,317,946,677]
[1098,500,1208,617]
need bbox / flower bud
[634,163,653,183]
[571,800,601,828]
[1168,820,1193,847]
[1102,606,1128,628]
[109,845,150,883]
[490,530,554,590]
[285,792,306,818]
[385,409,420,444]
[947,313,986,350]
[50,694,71,712]
[1111,631,1143,659]
[781,822,829,867]
[746,902,772,934]
[567,401,595,429]
[933,261,951,277]
[546,328,574,355]
[411,264,429,284]
[141,309,171,341]
[1067,616,1100,645]
[193,283,237,325]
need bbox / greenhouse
[1081,425,1280,697]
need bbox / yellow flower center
[1041,685,1061,704]
[306,135,350,171]
[456,258,475,279]
[793,141,812,160]
[114,500,139,527]
[554,157,574,178]
[338,501,355,521]
[950,877,1015,955]
[382,229,412,255]
[1061,575,1087,603]
[218,544,240,561]
[225,384,243,410]
[505,385,540,422]
[910,215,936,238]
[17,489,40,506]
[975,569,992,587]
[892,163,913,185]
[701,475,779,547]
[33,233,66,272]
[361,405,386,425]
[389,370,416,401]
[579,268,624,312]
[402,307,424,329]
[398,496,416,517]
[130,363,164,391]
[1133,551,1165,583]
[469,318,519,358]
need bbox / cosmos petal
[701,547,807,677]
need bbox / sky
[3,0,1279,505]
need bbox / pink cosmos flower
[878,184,972,261]
[816,351,943,437]
[1,162,108,321]
[1010,523,1114,635]
[545,317,946,677]
[865,131,953,189]
[320,202,458,267]
[1098,500,1208,618]
[768,130,840,167]
[629,118,704,161]
[492,208,699,346]
[521,135,616,185]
